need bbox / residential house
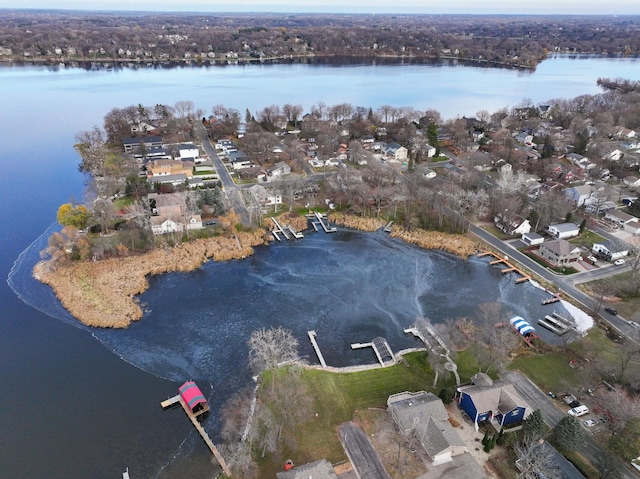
[564,184,594,207]
[269,161,292,178]
[423,143,437,157]
[456,373,532,432]
[494,214,531,236]
[175,143,199,161]
[276,459,337,479]
[148,192,203,235]
[604,209,640,233]
[248,184,282,208]
[521,232,544,246]
[130,121,157,135]
[388,391,468,466]
[122,136,165,157]
[592,241,629,261]
[228,150,252,170]
[146,159,194,180]
[547,223,580,239]
[385,142,408,162]
[538,239,582,266]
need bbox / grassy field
[255,350,480,477]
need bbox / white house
[248,184,282,207]
[424,143,437,157]
[592,241,629,261]
[176,143,199,161]
[604,209,638,231]
[522,232,544,246]
[495,214,531,236]
[268,161,292,178]
[547,222,580,239]
[385,142,408,161]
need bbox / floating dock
[538,311,574,335]
[161,382,231,477]
[308,330,327,368]
[351,337,395,367]
[479,251,530,284]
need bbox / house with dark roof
[538,239,582,266]
[388,391,468,466]
[456,373,532,432]
[592,240,629,261]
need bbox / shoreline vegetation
[33,212,479,328]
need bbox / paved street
[502,371,637,479]
[195,122,252,226]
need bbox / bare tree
[595,387,640,434]
[513,440,562,479]
[474,302,518,374]
[247,327,299,393]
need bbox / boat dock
[478,251,531,284]
[309,212,337,233]
[308,330,327,368]
[270,217,303,241]
[351,337,395,367]
[537,311,574,335]
[384,221,393,233]
[542,293,561,305]
[161,382,232,477]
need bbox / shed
[522,232,544,246]
[179,381,209,416]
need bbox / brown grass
[35,212,480,328]
[328,212,387,232]
[34,229,265,328]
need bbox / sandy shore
[34,212,479,328]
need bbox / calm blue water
[2,56,640,479]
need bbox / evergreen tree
[427,121,439,147]
[522,409,547,443]
[553,416,584,452]
[482,430,489,446]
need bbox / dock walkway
[351,337,395,367]
[160,394,231,476]
[478,251,531,284]
[308,330,327,368]
[537,311,574,335]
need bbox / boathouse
[179,381,210,417]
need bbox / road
[469,225,640,338]
[195,122,252,226]
[502,371,637,479]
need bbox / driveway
[339,422,391,479]
[501,371,636,479]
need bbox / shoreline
[33,213,480,329]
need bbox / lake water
[2,56,640,479]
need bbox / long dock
[161,395,231,477]
[479,251,530,284]
[308,330,327,368]
[351,337,395,367]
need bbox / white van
[568,405,589,417]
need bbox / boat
[509,316,536,337]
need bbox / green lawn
[569,230,606,249]
[253,350,484,477]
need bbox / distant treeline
[597,77,640,94]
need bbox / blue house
[456,373,531,432]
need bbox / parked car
[568,405,589,417]
[604,307,618,315]
[614,259,626,266]
[587,255,598,263]
[629,321,640,329]
[584,419,597,427]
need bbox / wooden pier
[270,217,303,241]
[542,294,561,305]
[308,330,327,368]
[537,311,574,336]
[161,383,232,477]
[351,336,395,367]
[479,251,530,284]
[310,212,337,233]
